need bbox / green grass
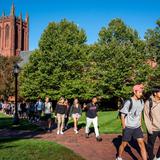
[68,111,147,134]
[0,111,147,134]
[0,138,85,160]
[0,113,41,131]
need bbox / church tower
[0,3,29,57]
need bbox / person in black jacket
[55,97,67,135]
[83,96,102,142]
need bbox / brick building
[0,3,29,57]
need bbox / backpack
[117,98,143,119]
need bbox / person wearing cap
[144,87,160,160]
[116,84,147,160]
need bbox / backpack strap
[128,98,133,112]
[148,98,153,121]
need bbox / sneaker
[156,157,160,160]
[116,157,123,160]
[57,130,60,135]
[85,133,89,138]
[75,130,78,134]
[96,136,102,142]
[60,131,64,135]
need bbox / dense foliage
[19,18,160,102]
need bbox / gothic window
[5,24,10,48]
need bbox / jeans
[85,116,99,137]
[147,131,160,160]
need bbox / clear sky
[0,0,160,50]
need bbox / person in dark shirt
[55,97,67,135]
[69,98,82,134]
[83,96,102,141]
[64,99,70,130]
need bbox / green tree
[0,55,20,99]
[90,18,152,100]
[144,19,160,87]
[20,19,88,100]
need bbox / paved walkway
[0,124,159,160]
[34,127,159,160]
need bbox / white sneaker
[57,130,60,135]
[156,157,160,160]
[60,131,64,135]
[75,130,78,134]
[116,157,123,160]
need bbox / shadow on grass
[112,135,143,160]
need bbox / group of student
[28,84,160,159]
[42,96,102,141]
[116,84,160,160]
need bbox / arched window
[0,27,1,48]
[5,24,10,48]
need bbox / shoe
[96,136,102,142]
[156,157,160,160]
[85,133,89,138]
[75,130,78,134]
[116,157,123,160]
[60,131,64,135]
[57,130,60,135]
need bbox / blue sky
[0,0,160,50]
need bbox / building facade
[0,3,29,57]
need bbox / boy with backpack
[144,87,160,160]
[116,84,147,160]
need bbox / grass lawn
[68,111,147,134]
[0,138,85,160]
[0,111,147,134]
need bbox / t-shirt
[44,102,52,114]
[120,98,144,129]
[36,101,43,111]
[86,102,98,118]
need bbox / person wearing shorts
[116,84,147,160]
[55,97,67,135]
[69,98,82,134]
[44,97,52,132]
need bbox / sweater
[69,104,82,117]
[144,96,160,134]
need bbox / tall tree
[20,19,88,100]
[90,18,151,99]
[144,19,160,87]
[0,55,20,99]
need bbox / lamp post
[13,63,20,124]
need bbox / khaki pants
[57,113,65,132]
[85,116,99,137]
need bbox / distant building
[0,3,29,57]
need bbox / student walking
[55,97,67,135]
[116,84,147,160]
[84,96,102,141]
[35,97,44,122]
[44,97,52,132]
[69,98,82,134]
[64,99,70,130]
[144,86,160,160]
